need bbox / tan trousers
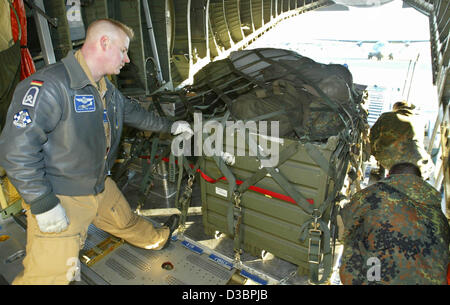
[13,178,169,285]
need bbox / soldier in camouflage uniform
[339,162,450,284]
[369,101,433,180]
[340,102,449,284]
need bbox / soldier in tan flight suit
[0,19,191,284]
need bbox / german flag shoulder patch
[22,80,44,107]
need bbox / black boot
[161,214,180,249]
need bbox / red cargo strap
[447,263,450,285]
[197,169,314,206]
[139,155,314,206]
[10,0,36,79]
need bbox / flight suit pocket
[24,234,81,284]
[93,178,137,232]
[109,199,135,229]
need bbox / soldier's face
[105,32,130,75]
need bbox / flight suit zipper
[114,105,118,130]
[104,103,112,176]
[91,88,110,188]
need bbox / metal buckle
[308,239,321,264]
[311,208,322,220]
[233,191,242,215]
[187,174,195,188]
[233,191,241,205]
[233,205,242,216]
[308,225,322,264]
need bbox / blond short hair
[86,18,134,41]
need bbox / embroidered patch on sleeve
[74,95,96,113]
[22,81,43,107]
[13,109,32,128]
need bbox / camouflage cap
[392,100,415,114]
[370,111,434,178]
[370,112,416,151]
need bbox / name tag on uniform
[103,109,108,122]
[74,95,95,113]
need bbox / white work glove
[220,151,235,165]
[35,203,69,233]
[171,121,193,136]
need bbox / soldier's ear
[99,35,110,51]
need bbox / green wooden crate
[199,134,350,279]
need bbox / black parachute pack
[167,48,366,142]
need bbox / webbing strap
[243,129,315,215]
[209,153,238,235]
[299,141,351,284]
[182,155,200,177]
[304,143,336,179]
[175,156,200,231]
[299,218,333,284]
[174,155,184,210]
[140,137,160,195]
[168,153,176,183]
[252,50,354,143]
[178,91,196,116]
[226,59,269,90]
[236,141,300,193]
[266,167,314,215]
[232,192,243,261]
[178,174,195,232]
[206,81,236,113]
